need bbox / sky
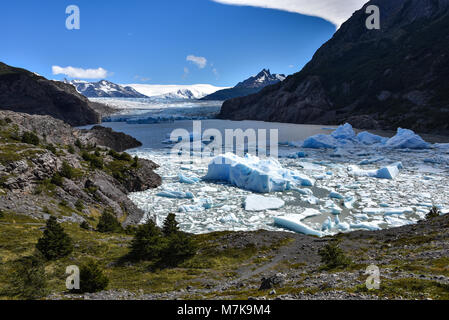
[0,0,366,86]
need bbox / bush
[0,209,4,219]
[129,220,165,261]
[60,161,75,180]
[108,150,133,162]
[97,209,123,233]
[81,151,104,169]
[73,260,109,293]
[21,131,40,146]
[45,144,57,154]
[426,206,441,219]
[36,216,73,260]
[50,173,63,187]
[160,233,197,267]
[67,145,75,154]
[75,139,83,149]
[163,213,180,236]
[80,221,90,230]
[75,199,85,211]
[4,253,48,300]
[318,242,352,270]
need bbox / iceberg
[357,132,388,145]
[349,164,400,180]
[385,128,430,149]
[331,123,356,140]
[303,134,338,149]
[157,189,194,199]
[178,173,201,184]
[244,195,285,211]
[204,153,315,193]
[274,215,323,237]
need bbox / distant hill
[0,62,100,126]
[65,79,148,98]
[219,0,449,134]
[202,69,286,101]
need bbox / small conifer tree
[96,209,123,233]
[36,216,73,260]
[162,213,180,236]
[129,220,164,261]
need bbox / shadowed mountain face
[202,69,285,101]
[0,62,100,126]
[219,0,449,134]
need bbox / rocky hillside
[0,62,106,126]
[0,110,161,226]
[219,0,449,134]
[202,69,286,101]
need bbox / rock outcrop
[219,0,449,134]
[80,126,142,152]
[0,110,161,226]
[0,62,102,126]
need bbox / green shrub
[67,145,75,154]
[163,213,180,237]
[318,242,352,270]
[82,151,104,169]
[129,220,165,261]
[80,221,90,230]
[45,144,57,154]
[108,150,132,162]
[131,156,139,168]
[75,199,85,211]
[160,233,197,267]
[426,206,441,219]
[36,216,74,260]
[96,209,123,233]
[60,161,75,179]
[74,260,109,293]
[59,200,68,207]
[4,253,48,300]
[75,139,83,149]
[21,131,40,146]
[0,209,4,219]
[50,173,63,187]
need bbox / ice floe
[244,195,285,211]
[203,153,315,193]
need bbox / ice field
[126,123,449,236]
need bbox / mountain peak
[235,69,286,89]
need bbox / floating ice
[244,195,285,211]
[157,189,194,199]
[329,191,344,199]
[303,134,338,149]
[357,131,388,145]
[385,128,430,149]
[349,164,400,180]
[350,222,382,231]
[287,151,308,159]
[383,207,414,216]
[178,173,201,184]
[331,123,356,140]
[358,157,385,165]
[204,153,315,193]
[274,215,323,237]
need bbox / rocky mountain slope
[219,0,449,134]
[202,69,286,101]
[65,79,148,98]
[0,110,161,226]
[0,62,106,126]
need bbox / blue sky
[0,0,345,86]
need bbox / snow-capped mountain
[235,69,286,89]
[124,84,229,100]
[64,79,148,98]
[202,69,286,101]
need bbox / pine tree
[97,209,123,233]
[6,253,48,299]
[36,216,73,260]
[162,213,179,236]
[129,220,165,261]
[75,260,109,293]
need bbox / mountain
[202,69,286,101]
[0,62,101,126]
[219,0,449,134]
[65,79,148,98]
[125,84,229,100]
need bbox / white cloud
[52,66,109,79]
[211,0,369,27]
[186,55,208,69]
